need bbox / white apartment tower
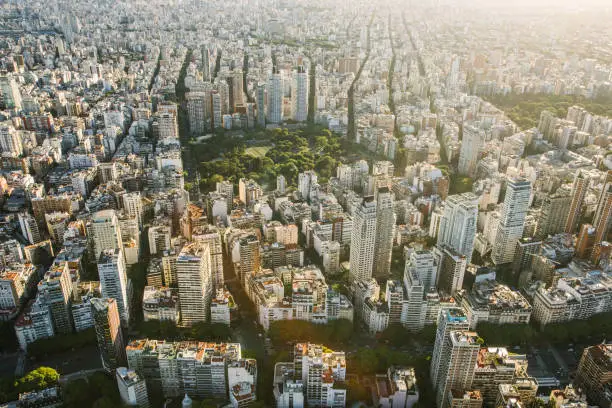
[267,71,284,124]
[87,210,124,262]
[349,196,377,283]
[430,308,470,391]
[373,187,395,279]
[0,123,23,156]
[123,192,144,228]
[437,193,478,263]
[492,178,531,265]
[458,124,485,177]
[291,65,309,122]
[98,249,130,325]
[176,242,212,326]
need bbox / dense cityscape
[0,0,611,407]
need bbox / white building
[291,66,309,122]
[210,288,233,325]
[349,197,377,283]
[86,210,123,262]
[492,178,531,265]
[373,187,395,279]
[98,248,130,325]
[176,242,212,326]
[116,367,149,408]
[268,71,284,124]
[437,193,478,263]
[458,123,485,176]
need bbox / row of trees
[0,367,59,404]
[62,371,124,408]
[27,328,96,360]
[267,319,353,348]
[136,320,232,342]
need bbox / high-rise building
[91,297,126,372]
[373,187,395,279]
[211,91,222,128]
[267,71,284,124]
[437,193,478,263]
[0,123,23,156]
[45,212,70,246]
[18,212,42,245]
[291,66,308,122]
[38,262,73,334]
[458,124,485,177]
[116,367,150,408]
[98,249,130,325]
[565,171,589,234]
[594,184,612,244]
[123,192,144,228]
[349,196,377,283]
[0,76,22,110]
[492,178,531,265]
[435,331,481,408]
[406,250,437,293]
[574,343,612,408]
[238,178,263,207]
[86,210,123,262]
[431,308,470,390]
[298,171,318,202]
[239,235,261,288]
[176,242,212,326]
[256,83,266,127]
[187,92,209,135]
[158,111,178,140]
[536,189,572,239]
[436,247,468,296]
[511,237,541,281]
[402,266,426,332]
[148,224,172,256]
[293,343,347,407]
[192,225,224,290]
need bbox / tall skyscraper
[298,171,317,201]
[176,242,212,326]
[116,367,150,408]
[98,249,130,325]
[239,235,261,288]
[492,178,531,265]
[536,189,571,239]
[458,124,485,177]
[435,331,481,408]
[437,193,478,263]
[0,76,22,110]
[86,210,123,262]
[186,92,209,135]
[192,226,224,290]
[38,262,73,334]
[431,308,470,390]
[565,171,589,234]
[593,172,612,244]
[574,343,612,408]
[267,71,283,124]
[210,91,222,128]
[256,83,266,127]
[406,250,437,293]
[291,65,308,122]
[436,246,468,295]
[349,196,377,283]
[201,45,211,82]
[91,297,126,372]
[373,187,395,279]
[158,111,179,140]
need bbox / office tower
[431,308,470,390]
[458,124,485,176]
[511,237,541,279]
[239,235,261,288]
[256,83,266,127]
[116,367,150,408]
[406,250,437,293]
[291,65,308,122]
[437,193,478,263]
[201,45,211,82]
[594,184,612,244]
[210,91,222,128]
[176,242,212,326]
[0,76,22,109]
[123,192,144,228]
[18,212,42,245]
[436,247,468,295]
[565,171,589,234]
[536,189,572,239]
[98,249,129,325]
[435,331,480,408]
[267,71,283,124]
[91,297,126,372]
[373,187,395,279]
[38,263,73,334]
[492,178,531,265]
[349,196,377,283]
[0,123,23,155]
[574,343,612,408]
[293,343,347,407]
[298,171,318,201]
[86,210,123,261]
[192,225,224,290]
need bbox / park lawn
[244,146,271,158]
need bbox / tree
[14,367,59,394]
